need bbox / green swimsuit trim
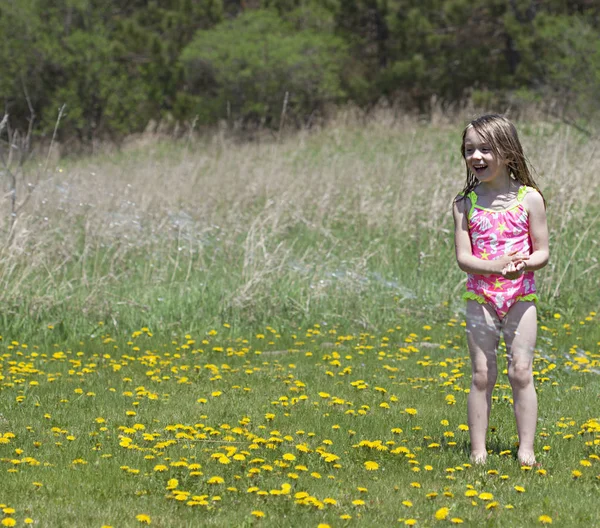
[463,291,487,304]
[463,291,539,304]
[461,185,535,219]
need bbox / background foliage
[2,0,600,142]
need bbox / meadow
[0,111,599,526]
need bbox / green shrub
[180,9,348,126]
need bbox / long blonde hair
[456,114,545,206]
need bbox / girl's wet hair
[456,114,545,206]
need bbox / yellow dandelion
[435,507,449,520]
[1,519,16,527]
[450,519,464,524]
[352,499,365,506]
[478,492,493,501]
[135,514,151,524]
[486,501,499,510]
[538,515,553,524]
[404,520,417,526]
[402,501,413,507]
[514,485,526,493]
[405,408,418,416]
[251,511,265,518]
[364,461,379,471]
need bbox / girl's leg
[466,300,501,464]
[503,301,538,465]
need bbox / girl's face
[463,127,509,184]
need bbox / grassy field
[0,113,599,526]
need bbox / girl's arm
[523,191,549,271]
[453,197,518,275]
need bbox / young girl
[452,114,549,465]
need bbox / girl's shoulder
[518,185,544,207]
[453,191,474,211]
[517,185,540,202]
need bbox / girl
[452,114,549,466]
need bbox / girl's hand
[502,258,527,279]
[495,252,528,275]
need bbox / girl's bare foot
[517,451,536,466]
[470,452,487,465]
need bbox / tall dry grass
[1,110,598,339]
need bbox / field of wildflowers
[1,314,599,527]
[0,113,599,526]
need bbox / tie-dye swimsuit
[463,185,538,320]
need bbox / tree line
[2,0,600,143]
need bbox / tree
[180,9,348,126]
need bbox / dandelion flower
[538,515,553,524]
[435,507,449,520]
[1,519,16,527]
[135,514,151,524]
[514,485,526,493]
[478,492,493,501]
[364,461,379,470]
[251,511,265,518]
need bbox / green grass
[0,114,599,526]
[1,115,599,340]
[0,313,598,527]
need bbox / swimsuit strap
[467,191,477,218]
[517,185,535,202]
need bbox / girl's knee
[508,363,533,389]
[472,368,497,391]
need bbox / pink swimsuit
[463,185,538,320]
